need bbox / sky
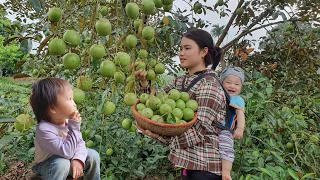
[171,0,267,47]
[169,0,268,64]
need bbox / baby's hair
[29,78,72,123]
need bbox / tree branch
[244,6,274,33]
[215,0,245,47]
[222,20,287,51]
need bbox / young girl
[136,29,228,180]
[29,78,100,180]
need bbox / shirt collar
[185,69,210,76]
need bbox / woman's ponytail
[210,46,222,70]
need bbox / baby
[219,66,246,180]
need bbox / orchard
[0,0,319,179]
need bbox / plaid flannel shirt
[142,69,226,175]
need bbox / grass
[0,77,36,93]
[0,76,34,121]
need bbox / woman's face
[179,37,206,71]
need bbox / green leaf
[258,167,272,177]
[0,116,16,123]
[258,92,265,99]
[133,170,145,177]
[266,86,273,95]
[270,151,284,163]
[111,159,118,166]
[20,39,32,54]
[166,113,176,124]
[287,169,299,180]
[118,166,130,172]
[245,174,252,180]
[301,173,314,179]
[28,0,45,13]
[256,78,266,84]
[0,134,17,149]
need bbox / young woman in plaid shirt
[136,29,228,180]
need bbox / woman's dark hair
[183,29,222,70]
[29,78,71,123]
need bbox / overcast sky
[172,0,267,46]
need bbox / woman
[136,29,227,180]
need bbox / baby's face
[222,75,242,96]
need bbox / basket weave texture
[131,101,198,136]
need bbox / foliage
[0,9,15,37]
[0,77,32,142]
[0,77,32,115]
[0,77,34,175]
[0,36,26,76]
[0,0,319,179]
[0,9,26,77]
[226,23,320,179]
[232,71,319,179]
[240,22,320,104]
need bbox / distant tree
[0,10,25,76]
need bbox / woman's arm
[136,126,172,145]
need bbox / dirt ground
[9,77,39,84]
[0,161,32,180]
[0,161,179,180]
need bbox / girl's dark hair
[29,78,71,123]
[183,29,222,70]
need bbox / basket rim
[132,101,197,128]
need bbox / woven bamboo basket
[131,101,198,136]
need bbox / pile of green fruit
[135,89,198,124]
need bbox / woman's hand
[134,62,148,88]
[134,69,147,82]
[136,124,160,139]
[222,171,232,180]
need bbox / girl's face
[179,37,207,74]
[222,75,243,96]
[49,86,77,126]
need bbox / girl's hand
[233,128,244,139]
[136,124,159,139]
[69,110,82,122]
[70,159,83,179]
